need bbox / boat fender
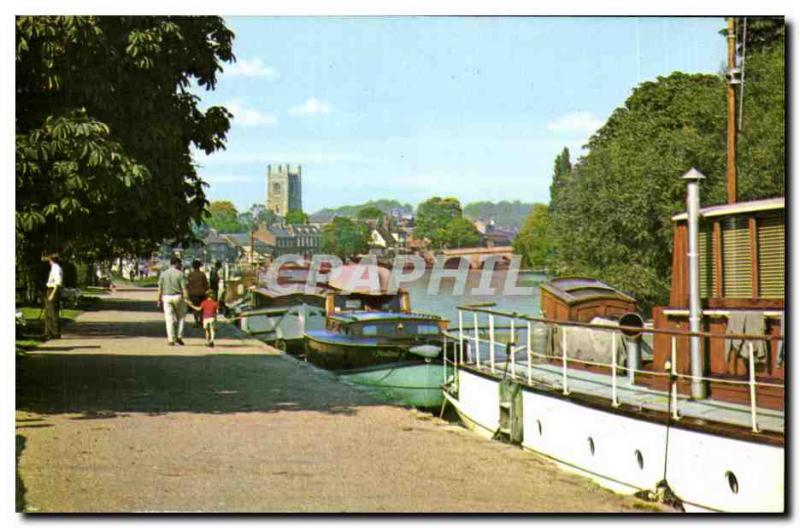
[409,344,441,359]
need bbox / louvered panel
[721,216,752,298]
[758,213,785,299]
[698,223,714,298]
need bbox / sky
[192,16,728,214]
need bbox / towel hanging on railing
[725,311,768,364]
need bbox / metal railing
[442,304,784,433]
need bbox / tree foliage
[513,203,552,269]
[206,200,242,233]
[462,200,534,228]
[321,217,370,260]
[285,210,309,225]
[547,19,784,309]
[443,217,481,249]
[356,206,384,221]
[414,197,464,249]
[311,199,412,222]
[16,16,234,273]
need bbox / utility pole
[726,17,739,204]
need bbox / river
[402,270,547,323]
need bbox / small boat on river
[304,263,452,408]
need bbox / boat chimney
[682,167,707,399]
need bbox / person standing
[157,256,188,346]
[209,260,226,317]
[44,253,63,339]
[186,260,209,328]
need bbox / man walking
[157,256,189,346]
[44,253,63,339]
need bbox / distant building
[266,164,302,217]
[202,229,238,263]
[221,232,272,264]
[257,224,322,258]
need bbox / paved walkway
[15,287,658,513]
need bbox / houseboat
[442,192,784,512]
[237,284,328,352]
[441,20,784,512]
[304,263,452,408]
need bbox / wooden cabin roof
[671,197,784,222]
[540,277,636,305]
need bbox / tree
[285,210,309,225]
[356,206,383,221]
[16,16,234,282]
[443,217,481,249]
[547,72,729,308]
[206,201,242,233]
[547,18,784,309]
[415,197,463,249]
[321,217,369,261]
[462,201,534,228]
[513,204,552,269]
[735,18,784,199]
[250,204,277,227]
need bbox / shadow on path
[17,352,381,417]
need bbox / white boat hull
[240,304,326,343]
[449,368,784,513]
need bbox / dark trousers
[189,294,205,325]
[44,288,61,339]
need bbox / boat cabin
[540,277,637,323]
[650,197,785,409]
[325,311,447,339]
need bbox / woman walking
[186,260,209,328]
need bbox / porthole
[725,471,739,494]
[587,436,595,456]
[536,420,543,436]
[634,449,644,470]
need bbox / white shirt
[47,263,63,288]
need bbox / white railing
[441,305,784,434]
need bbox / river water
[402,270,547,323]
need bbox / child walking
[189,290,219,347]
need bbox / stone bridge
[424,246,515,270]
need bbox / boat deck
[480,361,784,434]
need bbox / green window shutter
[757,212,785,299]
[698,222,714,299]
[721,215,752,298]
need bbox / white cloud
[546,111,604,135]
[225,99,278,127]
[289,97,332,116]
[224,57,278,79]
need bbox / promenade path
[15,287,657,513]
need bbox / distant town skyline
[192,16,727,213]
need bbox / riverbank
[15,287,660,512]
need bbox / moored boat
[304,263,452,408]
[441,19,784,512]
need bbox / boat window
[413,324,440,335]
[344,299,362,310]
[360,322,397,336]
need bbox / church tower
[266,164,302,217]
